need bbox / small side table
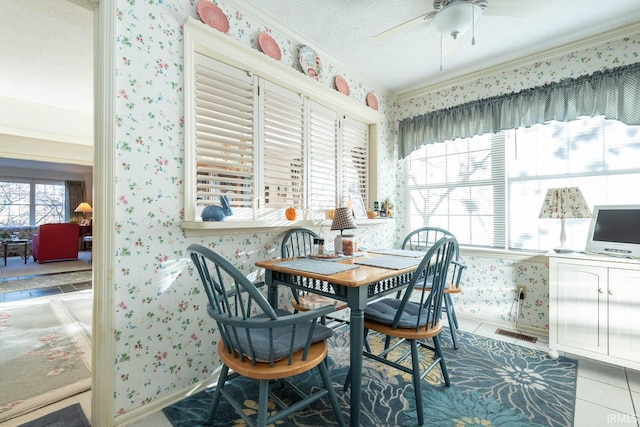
[2,239,29,266]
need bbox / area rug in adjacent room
[163,328,577,427]
[0,291,92,423]
[0,251,92,281]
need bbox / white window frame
[182,17,382,232]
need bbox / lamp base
[553,247,574,254]
[334,234,343,254]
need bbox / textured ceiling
[0,0,93,113]
[243,0,640,95]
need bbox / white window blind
[309,102,338,213]
[341,118,369,209]
[262,81,304,211]
[405,116,640,251]
[508,117,640,251]
[194,54,254,216]
[405,133,505,248]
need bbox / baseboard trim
[114,370,221,427]
[457,313,549,341]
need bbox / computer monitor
[585,205,640,258]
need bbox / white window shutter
[309,102,338,214]
[342,118,369,209]
[262,81,304,211]
[194,54,254,216]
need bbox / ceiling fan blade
[372,11,436,41]
[483,0,551,17]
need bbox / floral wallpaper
[112,0,397,416]
[455,255,549,330]
[111,0,640,418]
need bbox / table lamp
[330,207,357,254]
[74,202,93,221]
[538,187,591,253]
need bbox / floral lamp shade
[539,187,591,252]
[538,187,591,219]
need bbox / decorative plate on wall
[258,32,281,61]
[299,46,321,80]
[335,75,350,96]
[197,1,230,33]
[366,92,379,110]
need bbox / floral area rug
[163,326,577,426]
[0,290,92,423]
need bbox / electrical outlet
[517,286,526,300]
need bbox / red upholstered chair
[32,223,80,263]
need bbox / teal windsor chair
[344,236,457,425]
[402,226,467,349]
[188,244,345,427]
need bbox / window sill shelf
[181,218,392,235]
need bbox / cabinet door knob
[598,288,604,294]
[608,290,613,295]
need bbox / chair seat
[218,308,333,362]
[445,285,462,294]
[364,318,443,340]
[364,298,429,328]
[219,340,328,381]
[415,283,462,294]
[291,294,348,312]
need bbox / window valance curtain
[398,62,640,159]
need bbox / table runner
[355,255,423,270]
[275,259,359,275]
[368,248,425,258]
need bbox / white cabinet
[549,253,640,370]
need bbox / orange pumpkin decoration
[285,207,297,220]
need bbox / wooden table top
[256,253,421,288]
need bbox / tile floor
[3,317,639,427]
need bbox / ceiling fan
[373,0,551,42]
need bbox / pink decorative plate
[258,32,281,61]
[366,92,379,110]
[197,1,230,33]
[335,75,350,96]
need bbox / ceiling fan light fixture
[432,2,482,40]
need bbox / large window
[404,116,640,251]
[0,180,66,226]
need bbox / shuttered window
[190,54,369,223]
